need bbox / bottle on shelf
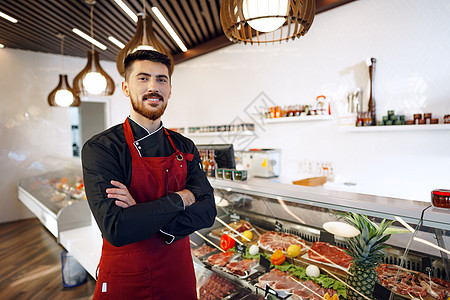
[208,150,217,178]
[202,150,209,174]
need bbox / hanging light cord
[60,35,65,72]
[90,4,95,52]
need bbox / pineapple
[337,212,393,300]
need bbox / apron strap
[164,128,194,161]
[123,118,141,159]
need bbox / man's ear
[122,81,129,97]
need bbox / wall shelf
[340,123,450,132]
[185,130,256,137]
[263,115,333,124]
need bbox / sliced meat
[272,276,299,292]
[259,231,306,252]
[192,244,215,258]
[258,268,289,289]
[308,241,353,268]
[207,251,234,267]
[226,259,256,276]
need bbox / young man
[82,50,216,299]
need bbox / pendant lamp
[73,2,115,96]
[48,34,80,107]
[116,8,174,77]
[220,0,316,45]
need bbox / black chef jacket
[82,117,216,247]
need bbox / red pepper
[220,234,235,251]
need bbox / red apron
[93,118,197,300]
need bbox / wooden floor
[0,218,96,300]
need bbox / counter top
[209,178,450,230]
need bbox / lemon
[242,230,253,241]
[286,244,301,258]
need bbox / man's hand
[106,180,136,208]
[176,189,195,207]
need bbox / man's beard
[131,92,168,121]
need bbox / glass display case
[18,156,91,240]
[190,178,450,300]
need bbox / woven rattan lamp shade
[116,14,174,77]
[220,0,315,45]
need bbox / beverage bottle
[208,150,217,177]
[202,150,209,174]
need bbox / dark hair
[123,50,172,80]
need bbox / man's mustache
[142,92,163,101]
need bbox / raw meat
[192,244,215,258]
[258,269,289,289]
[198,273,237,300]
[307,241,353,268]
[376,263,450,299]
[232,220,252,233]
[207,251,234,267]
[226,259,256,276]
[259,231,306,252]
[257,269,337,300]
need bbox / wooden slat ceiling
[0,0,353,65]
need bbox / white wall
[164,0,450,202]
[0,48,128,223]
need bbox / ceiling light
[47,34,80,107]
[108,36,125,49]
[113,0,137,22]
[220,0,316,45]
[73,2,115,96]
[0,11,18,23]
[116,13,173,77]
[151,7,187,52]
[0,43,4,48]
[243,0,289,32]
[72,28,107,50]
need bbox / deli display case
[17,156,91,240]
[191,178,450,299]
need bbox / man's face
[122,60,171,121]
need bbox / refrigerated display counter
[17,156,91,240]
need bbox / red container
[431,189,450,208]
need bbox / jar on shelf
[431,189,450,208]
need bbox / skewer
[190,239,198,247]
[227,233,243,245]
[321,267,372,300]
[215,217,251,242]
[288,276,323,299]
[194,231,225,253]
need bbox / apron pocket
[101,270,152,299]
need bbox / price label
[275,221,283,233]
[235,243,246,255]
[230,213,240,223]
[258,255,271,272]
[265,285,278,297]
[422,257,432,273]
[372,282,392,300]
[320,230,335,244]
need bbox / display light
[220,0,315,45]
[73,1,115,96]
[47,34,80,107]
[116,1,173,77]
